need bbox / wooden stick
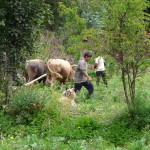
[25,74,47,86]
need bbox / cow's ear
[66,87,69,90]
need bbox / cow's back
[36,60,46,76]
[25,59,46,82]
[47,59,73,83]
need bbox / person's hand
[85,74,92,81]
[94,64,98,69]
[88,76,92,81]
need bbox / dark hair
[84,52,92,58]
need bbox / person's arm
[94,63,98,69]
[84,73,92,81]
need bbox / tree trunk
[121,68,135,119]
[5,72,13,104]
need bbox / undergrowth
[0,73,149,150]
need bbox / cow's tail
[47,62,63,79]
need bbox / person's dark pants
[74,81,94,95]
[96,71,107,87]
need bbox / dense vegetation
[0,0,150,149]
[0,73,150,149]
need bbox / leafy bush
[126,129,150,150]
[49,115,104,142]
[8,86,52,124]
[103,118,141,146]
[0,111,15,136]
[133,89,150,129]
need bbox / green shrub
[126,130,150,150]
[103,119,141,146]
[0,111,15,135]
[133,89,150,129]
[8,86,52,124]
[49,115,104,142]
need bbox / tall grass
[0,73,149,149]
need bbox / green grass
[0,73,150,150]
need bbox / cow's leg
[47,75,54,87]
[28,73,35,82]
[23,72,29,82]
[27,74,35,87]
[28,67,37,82]
[42,76,47,85]
[50,78,54,87]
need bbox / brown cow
[46,59,74,87]
[25,59,46,84]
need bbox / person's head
[84,52,92,61]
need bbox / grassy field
[0,72,150,150]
